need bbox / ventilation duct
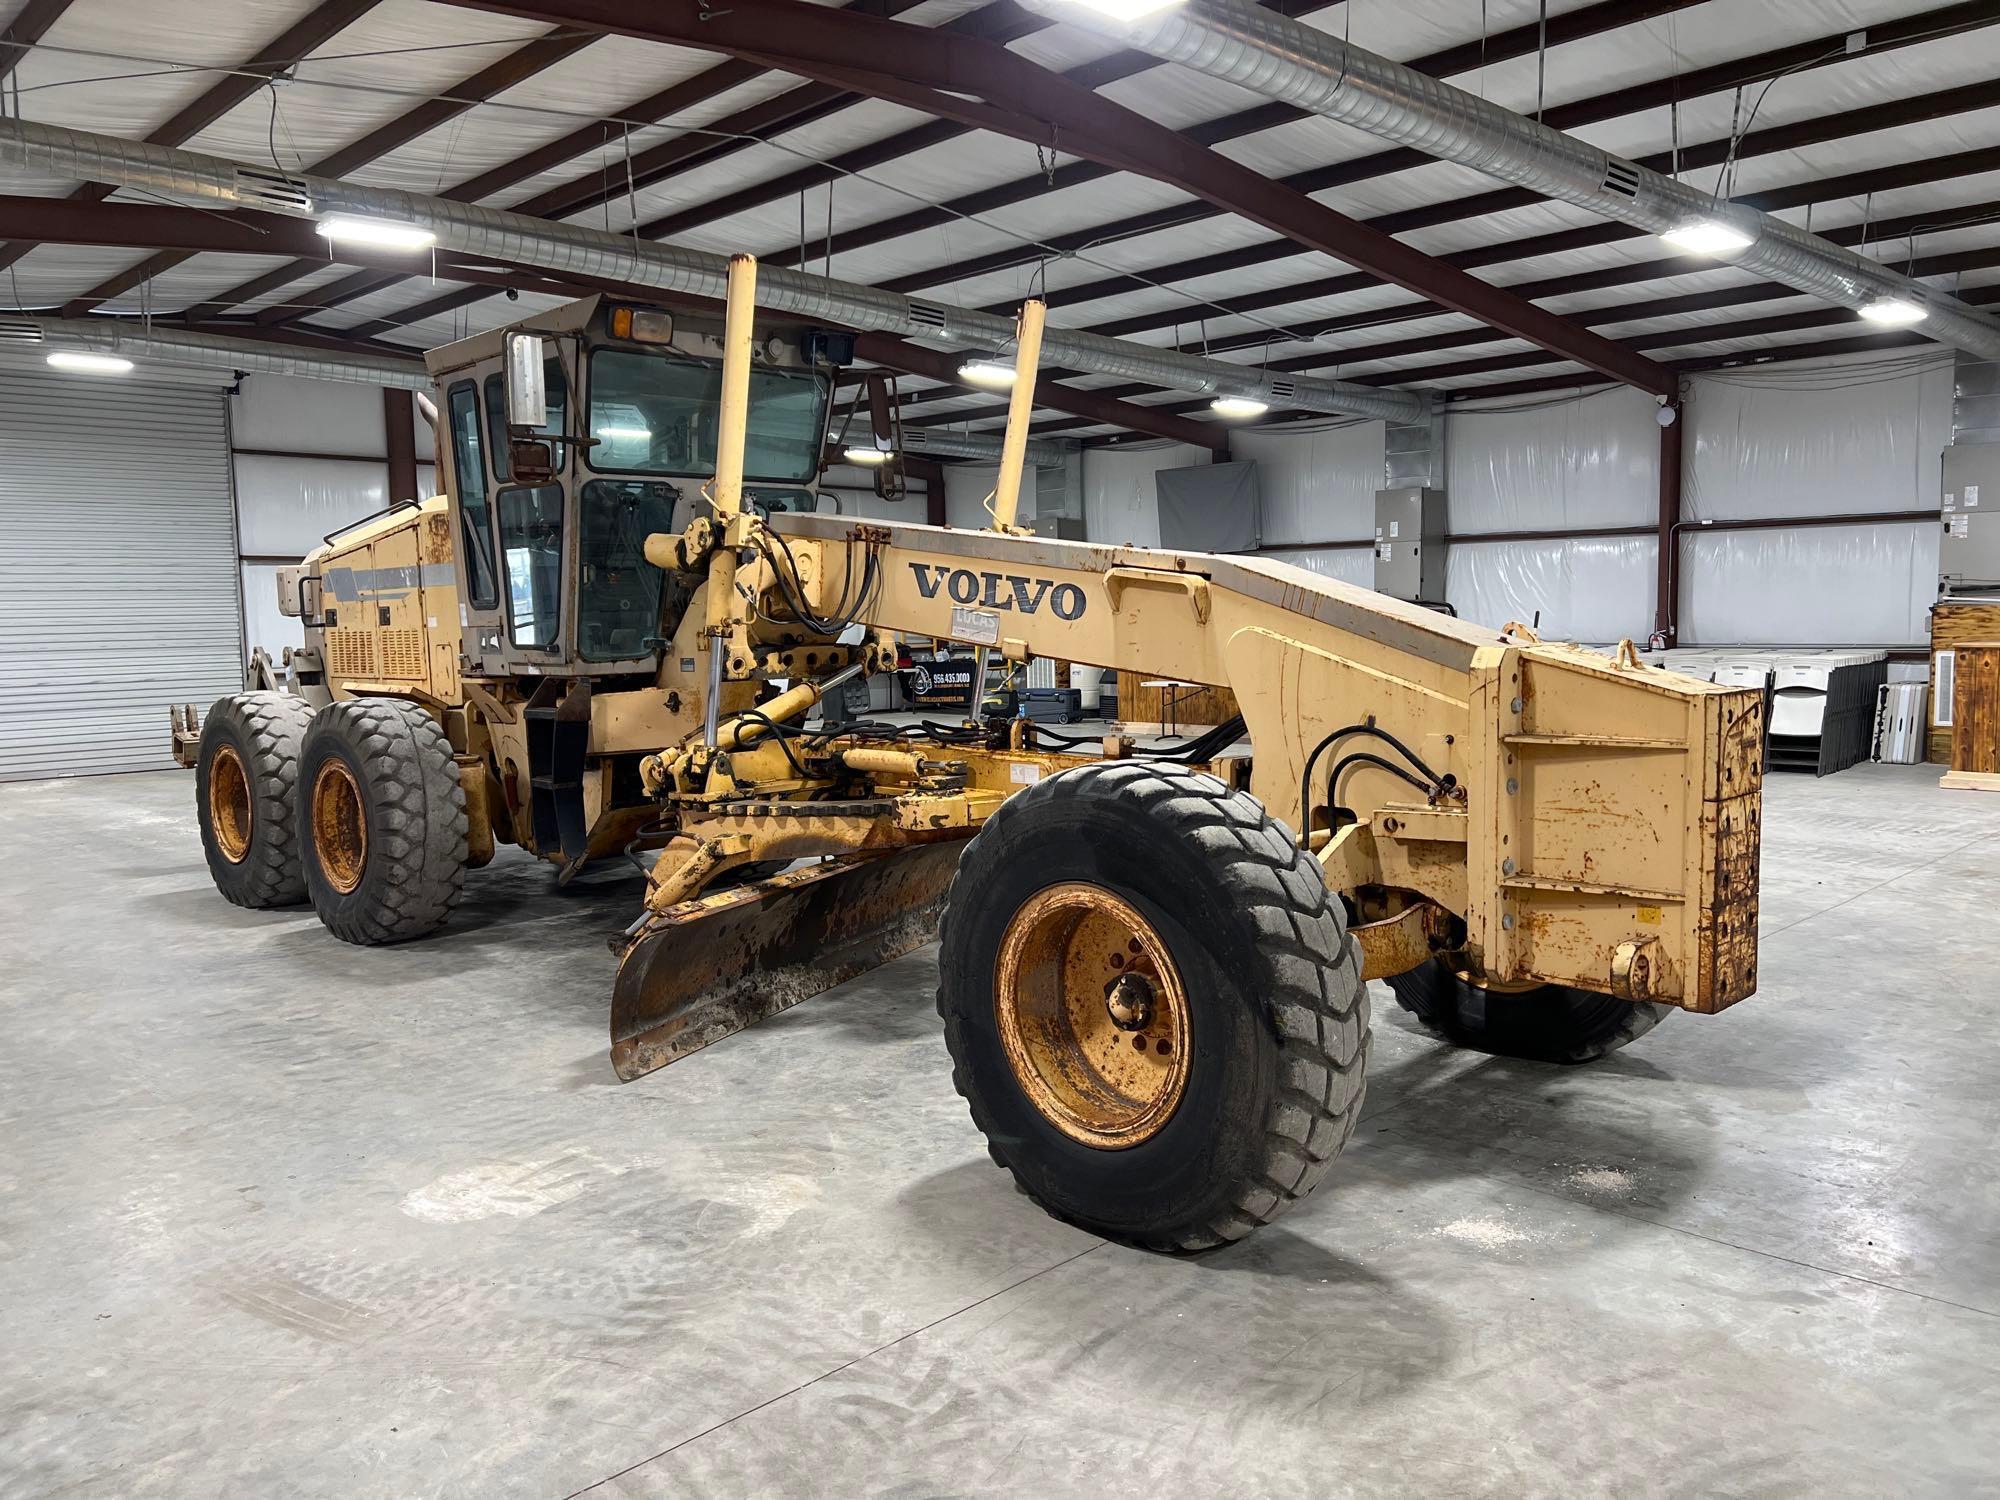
[1023,0,2000,362]
[0,118,1431,424]
[0,314,430,387]
[902,427,1074,468]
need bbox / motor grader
[184,259,1762,1252]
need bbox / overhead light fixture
[592,424,652,443]
[1059,0,1187,19]
[1858,294,1928,327]
[315,214,437,252]
[47,350,133,375]
[957,358,1018,390]
[1209,395,1269,419]
[843,446,893,466]
[1659,219,1755,256]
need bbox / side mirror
[503,331,547,432]
[510,438,556,485]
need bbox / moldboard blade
[609,842,965,1081]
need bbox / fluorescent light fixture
[844,446,893,466]
[592,424,652,442]
[315,214,436,251]
[1659,219,1755,256]
[47,350,133,375]
[1209,394,1269,419]
[1059,0,1187,20]
[957,358,1017,390]
[1858,294,1928,327]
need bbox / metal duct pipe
[0,313,431,386]
[1024,0,2000,362]
[901,427,1074,468]
[0,118,1430,423]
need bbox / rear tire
[195,692,316,908]
[937,761,1369,1253]
[299,699,468,945]
[1385,959,1671,1064]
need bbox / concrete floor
[3,759,1999,1498]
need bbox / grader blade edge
[609,842,965,1081]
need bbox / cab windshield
[587,348,827,483]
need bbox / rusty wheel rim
[208,743,254,864]
[993,882,1192,1150]
[311,759,367,895]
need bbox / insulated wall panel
[233,455,387,559]
[1082,444,1209,547]
[232,375,388,457]
[1229,422,1383,545]
[1447,388,1658,532]
[1261,546,1374,588]
[1447,536,1657,644]
[241,562,305,664]
[1685,352,1955,522]
[1679,522,1936,646]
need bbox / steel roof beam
[52,20,595,317]
[442,0,1675,395]
[870,0,1999,300]
[0,196,1226,444]
[1024,243,2000,437]
[900,99,2000,418]
[0,0,380,278]
[769,0,1703,276]
[240,0,955,329]
[0,0,79,88]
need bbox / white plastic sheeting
[1686,352,1956,522]
[233,455,386,559]
[1679,522,1937,647]
[1447,388,1659,532]
[233,375,387,457]
[1446,537,1657,643]
[1081,443,1209,547]
[1261,545,1373,588]
[241,561,304,664]
[1229,422,1382,544]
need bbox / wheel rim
[311,759,368,894]
[208,744,253,864]
[993,882,1192,1150]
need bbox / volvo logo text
[908,564,1086,620]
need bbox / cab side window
[446,382,498,609]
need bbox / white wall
[1680,351,1951,645]
[1077,353,1948,648]
[1444,386,1660,642]
[231,375,418,663]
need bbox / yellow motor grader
[184,259,1762,1251]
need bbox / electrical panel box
[1033,514,1086,541]
[1942,445,2000,588]
[1373,487,1448,604]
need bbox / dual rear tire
[195,693,467,944]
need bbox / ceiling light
[47,350,133,375]
[1858,294,1928,327]
[957,358,1017,389]
[592,424,652,442]
[1059,0,1187,20]
[1209,395,1269,419]
[843,446,893,466]
[1659,219,1755,256]
[316,214,437,252]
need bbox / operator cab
[425,295,839,682]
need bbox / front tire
[1386,959,1671,1064]
[195,692,316,908]
[299,699,468,945]
[937,762,1368,1253]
